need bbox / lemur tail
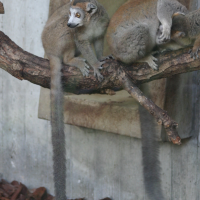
[49,55,66,200]
[140,108,164,200]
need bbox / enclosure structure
[0,0,200,199]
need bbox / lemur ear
[172,31,186,38]
[86,3,97,15]
[172,12,185,18]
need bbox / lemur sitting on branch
[42,0,109,199]
[106,1,190,200]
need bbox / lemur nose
[67,23,71,27]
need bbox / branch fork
[118,70,181,145]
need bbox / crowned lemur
[42,0,109,199]
[106,1,190,200]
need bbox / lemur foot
[139,55,158,70]
[94,69,104,81]
[94,61,105,82]
[189,48,200,60]
[77,59,90,77]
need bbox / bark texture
[0,31,198,93]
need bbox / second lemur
[106,0,188,70]
[106,1,188,200]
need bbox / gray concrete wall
[0,0,53,190]
[0,0,200,200]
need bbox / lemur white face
[68,8,85,28]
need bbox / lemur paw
[156,25,168,45]
[79,61,90,77]
[147,56,158,70]
[158,27,171,43]
[94,68,104,81]
[93,61,105,81]
[139,55,158,71]
[189,48,200,60]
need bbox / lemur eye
[75,13,81,18]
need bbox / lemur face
[68,1,98,28]
[68,7,85,28]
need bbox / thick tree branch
[0,31,198,93]
[0,31,197,144]
[119,71,181,145]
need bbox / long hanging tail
[140,106,164,200]
[49,55,66,200]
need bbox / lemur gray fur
[42,0,109,199]
[106,0,188,70]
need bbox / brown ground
[0,179,111,200]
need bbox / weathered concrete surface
[0,1,200,200]
[0,0,53,191]
[39,88,167,139]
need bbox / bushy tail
[49,55,66,200]
[140,107,164,200]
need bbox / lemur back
[107,0,158,68]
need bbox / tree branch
[0,30,197,144]
[0,2,4,14]
[119,71,181,144]
[0,31,198,93]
